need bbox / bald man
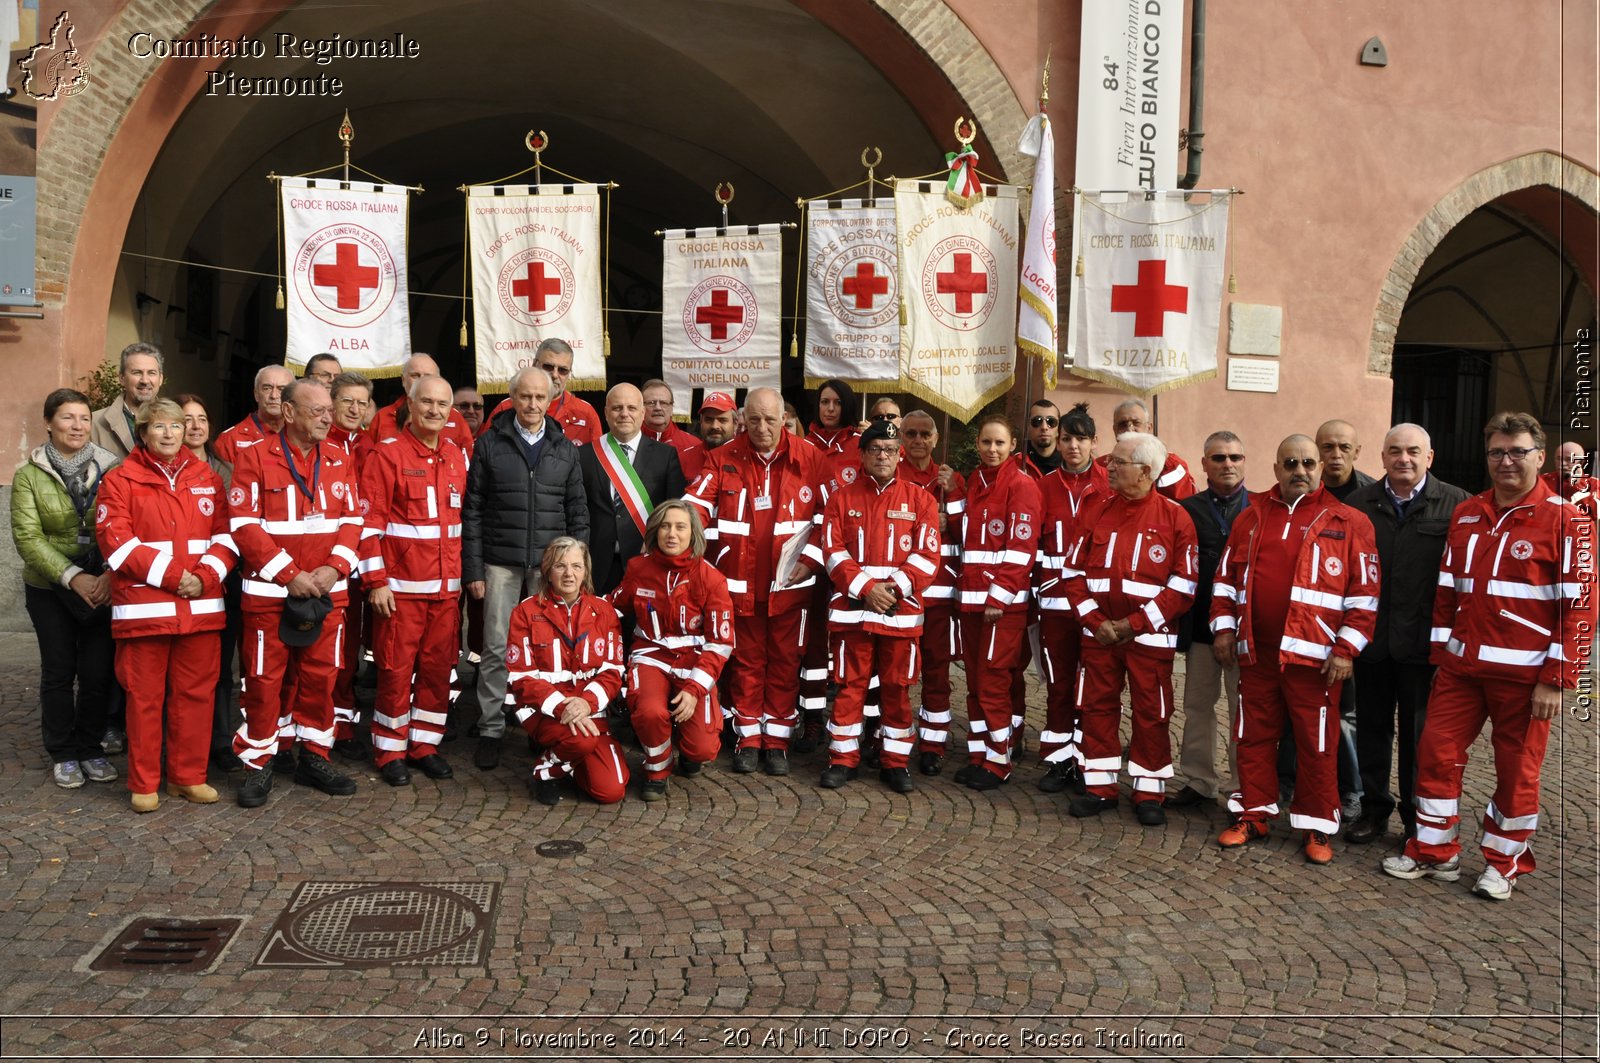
[579,383,686,595]
[366,353,476,451]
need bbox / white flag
[661,225,782,415]
[281,178,410,375]
[1067,190,1230,395]
[894,179,1020,421]
[1017,113,1059,388]
[804,202,899,386]
[468,184,604,394]
[1074,0,1183,190]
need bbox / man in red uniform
[366,353,476,452]
[1383,413,1593,900]
[228,380,364,807]
[326,371,375,758]
[1097,398,1195,500]
[213,364,295,467]
[820,421,940,793]
[1549,440,1598,521]
[684,387,835,776]
[1211,434,1380,864]
[358,374,470,786]
[1063,432,1197,825]
[697,390,738,449]
[641,378,707,480]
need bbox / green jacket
[11,443,121,590]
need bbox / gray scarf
[44,440,100,518]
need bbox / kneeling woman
[506,537,630,805]
[611,500,734,801]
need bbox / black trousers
[24,583,113,764]
[212,572,243,754]
[1352,657,1434,830]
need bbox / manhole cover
[535,840,586,858]
[254,881,498,969]
[91,917,242,973]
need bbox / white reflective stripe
[1481,832,1530,857]
[1166,575,1197,594]
[1487,800,1538,831]
[1280,636,1332,660]
[1437,570,1454,588]
[725,578,748,594]
[1002,550,1032,565]
[583,681,610,707]
[642,633,707,650]
[1342,595,1379,611]
[687,668,716,691]
[1336,626,1370,652]
[1430,626,1453,642]
[1211,616,1238,633]
[384,522,442,540]
[189,598,225,615]
[964,550,1006,564]
[198,555,228,580]
[1498,609,1552,638]
[211,534,237,555]
[847,572,872,597]
[718,520,751,535]
[1132,632,1177,649]
[259,551,294,580]
[1454,577,1475,593]
[1085,578,1111,593]
[1290,586,1343,611]
[1074,597,1098,617]
[1121,579,1161,598]
[261,518,333,535]
[373,736,409,752]
[906,554,937,575]
[774,520,809,535]
[146,552,171,590]
[388,577,444,593]
[1415,796,1456,817]
[924,586,955,600]
[825,608,925,630]
[106,538,143,569]
[1037,595,1073,612]
[945,499,966,514]
[1547,641,1567,662]
[1446,637,1466,657]
[183,538,209,553]
[331,545,359,568]
[1212,582,1238,601]
[359,527,384,541]
[243,579,289,598]
[373,710,410,729]
[230,517,261,531]
[1287,811,1339,834]
[1156,465,1185,488]
[890,571,913,597]
[113,601,178,620]
[1142,600,1165,630]
[1478,645,1547,667]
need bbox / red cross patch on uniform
[228,487,246,509]
[1511,539,1534,560]
[1324,556,1343,577]
[841,467,858,484]
[798,485,813,504]
[1149,543,1167,563]
[987,518,1006,537]
[198,498,214,517]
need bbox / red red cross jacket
[1431,482,1593,688]
[807,424,863,484]
[1063,488,1198,656]
[1096,450,1195,500]
[643,423,707,481]
[326,425,376,470]
[1545,471,1598,524]
[357,428,469,599]
[610,551,735,697]
[897,458,966,605]
[1036,461,1111,616]
[505,589,626,724]
[1209,484,1381,668]
[683,431,836,616]
[368,395,476,453]
[954,459,1042,615]
[228,434,364,613]
[212,412,275,469]
[822,474,941,636]
[96,448,236,638]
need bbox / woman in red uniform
[506,537,630,806]
[96,398,236,812]
[611,500,735,801]
[954,415,1042,789]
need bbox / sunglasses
[1030,415,1058,428]
[537,363,573,377]
[1280,457,1319,470]
[901,429,933,439]
[871,412,900,422]
[1207,453,1245,463]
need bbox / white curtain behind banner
[661,225,783,416]
[803,202,899,387]
[282,178,411,375]
[894,179,1020,421]
[468,184,604,394]
[1075,0,1184,189]
[1068,190,1230,395]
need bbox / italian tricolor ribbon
[597,434,653,536]
[945,144,983,207]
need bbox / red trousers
[960,611,1028,780]
[370,597,459,766]
[1404,668,1552,879]
[1078,641,1175,802]
[829,632,917,769]
[627,663,722,781]
[234,608,344,770]
[1234,660,1341,833]
[116,632,219,795]
[728,608,807,750]
[1038,614,1083,766]
[332,593,370,741]
[797,583,831,716]
[916,606,961,753]
[526,714,629,803]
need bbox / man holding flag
[580,383,686,596]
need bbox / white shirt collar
[516,419,545,446]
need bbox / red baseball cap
[699,391,736,414]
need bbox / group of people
[12,339,1594,903]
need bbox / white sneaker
[81,757,118,783]
[1381,853,1461,882]
[1473,866,1514,901]
[52,761,86,789]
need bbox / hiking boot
[879,768,914,794]
[791,711,826,754]
[819,764,858,789]
[918,752,943,776]
[762,749,790,776]
[1069,794,1117,817]
[1135,801,1167,827]
[294,753,358,796]
[730,747,759,774]
[237,768,274,808]
[640,779,668,803]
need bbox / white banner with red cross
[467,184,605,394]
[281,178,411,376]
[893,179,1020,421]
[1067,189,1230,395]
[661,225,783,408]
[803,201,899,387]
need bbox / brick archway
[1367,151,1600,376]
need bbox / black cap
[859,420,901,450]
[279,594,333,648]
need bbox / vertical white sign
[1074,0,1185,190]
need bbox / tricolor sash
[597,435,652,536]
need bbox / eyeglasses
[1112,420,1145,433]
[1280,457,1319,470]
[1104,457,1147,471]
[1030,415,1058,428]
[1207,453,1245,463]
[334,396,369,409]
[863,444,900,457]
[901,429,933,439]
[454,401,484,410]
[537,362,573,377]
[293,404,333,418]
[643,399,674,409]
[1487,447,1539,463]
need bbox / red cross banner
[467,184,605,394]
[1067,190,1231,395]
[803,202,899,387]
[281,177,411,376]
[894,178,1020,420]
[661,225,783,413]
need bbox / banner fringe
[896,368,1015,425]
[1067,365,1219,397]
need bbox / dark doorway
[1390,343,1492,493]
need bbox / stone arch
[1368,150,1600,376]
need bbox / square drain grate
[90,917,243,973]
[255,881,498,969]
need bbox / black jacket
[1177,486,1250,650]
[462,410,589,581]
[1346,474,1469,664]
[580,434,686,594]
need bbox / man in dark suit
[581,383,687,594]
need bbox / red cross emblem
[920,236,998,330]
[512,261,562,312]
[935,253,989,313]
[840,261,889,310]
[497,248,575,326]
[312,242,380,310]
[294,223,398,328]
[682,276,758,354]
[1111,259,1188,337]
[695,288,744,340]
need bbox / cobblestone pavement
[0,630,1594,1060]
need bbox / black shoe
[1168,784,1208,808]
[1135,800,1167,827]
[763,749,790,777]
[473,736,501,771]
[1069,794,1117,818]
[918,752,943,776]
[791,711,826,754]
[967,769,1008,791]
[731,747,760,774]
[677,756,703,777]
[880,768,914,794]
[100,727,126,755]
[236,767,274,808]
[331,737,368,762]
[1038,763,1073,793]
[862,744,881,770]
[408,754,454,779]
[819,764,858,789]
[532,777,561,806]
[640,779,668,802]
[953,763,982,785]
[1063,763,1086,795]
[442,719,458,743]
[294,753,358,796]
[209,748,245,774]
[1346,814,1389,845]
[271,748,297,774]
[379,760,411,787]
